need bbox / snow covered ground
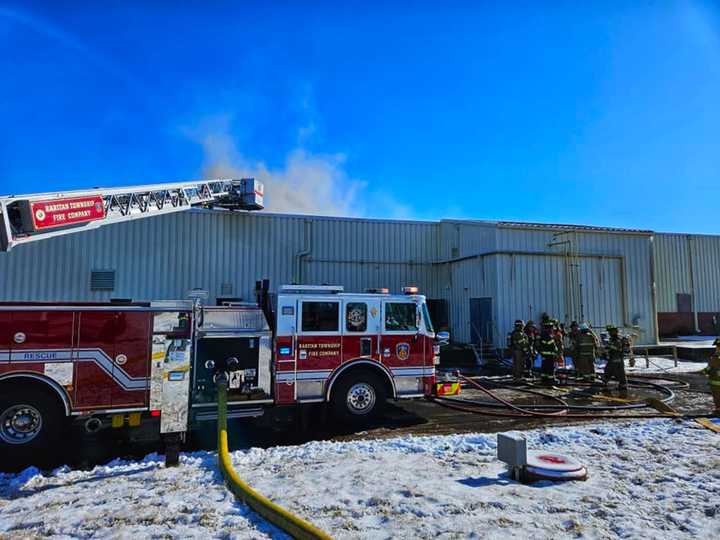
[489,355,705,374]
[1,419,718,539]
[607,356,703,374]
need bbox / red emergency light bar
[402,286,419,295]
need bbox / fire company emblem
[347,305,366,330]
[396,342,410,361]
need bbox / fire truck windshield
[421,302,435,334]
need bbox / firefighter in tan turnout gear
[574,323,598,381]
[603,325,628,391]
[509,320,531,381]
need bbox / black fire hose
[431,395,715,420]
[461,375,677,411]
[459,374,569,417]
[440,373,713,419]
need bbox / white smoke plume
[196,123,365,217]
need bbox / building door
[469,298,493,345]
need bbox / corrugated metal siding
[493,227,656,344]
[0,210,440,304]
[439,221,497,259]
[488,254,625,345]
[0,210,661,345]
[655,233,720,313]
[691,235,720,311]
[302,216,440,296]
[442,257,497,343]
[654,234,691,312]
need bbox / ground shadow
[457,471,512,488]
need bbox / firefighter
[568,321,580,371]
[575,323,598,381]
[702,339,720,414]
[603,325,628,391]
[536,321,559,385]
[524,320,538,376]
[552,319,565,368]
[509,319,531,381]
[524,320,538,341]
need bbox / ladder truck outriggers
[0,180,449,466]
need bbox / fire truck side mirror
[436,331,450,343]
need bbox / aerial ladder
[0,177,263,251]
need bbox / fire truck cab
[273,285,438,419]
[0,285,441,465]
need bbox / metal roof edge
[193,209,659,236]
[191,207,439,226]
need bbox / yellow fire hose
[216,381,333,540]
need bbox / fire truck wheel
[0,386,64,466]
[331,370,387,424]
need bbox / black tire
[0,385,65,470]
[330,370,387,425]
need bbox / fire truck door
[75,311,150,409]
[0,312,10,355]
[296,299,342,400]
[111,312,151,407]
[380,300,425,394]
[342,298,381,361]
[75,311,117,409]
[7,310,75,391]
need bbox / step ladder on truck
[0,179,454,467]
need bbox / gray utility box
[497,432,528,467]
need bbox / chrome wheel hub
[0,405,43,445]
[346,382,376,414]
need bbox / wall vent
[90,270,116,291]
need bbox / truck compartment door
[111,312,151,407]
[74,312,116,409]
[7,310,75,398]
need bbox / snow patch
[1,420,718,539]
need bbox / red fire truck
[0,284,443,464]
[0,179,450,465]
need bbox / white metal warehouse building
[0,209,718,346]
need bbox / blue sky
[1,1,719,232]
